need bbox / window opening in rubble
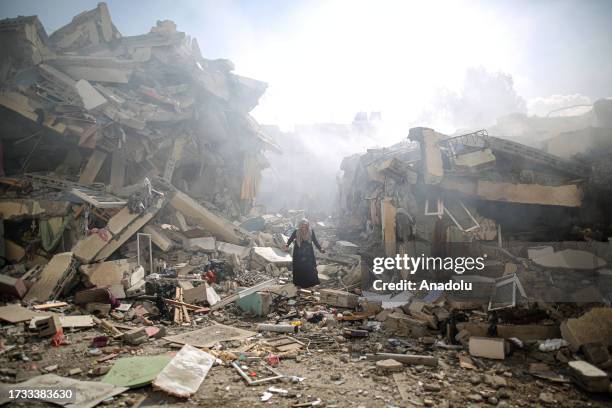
[424,197,444,217]
[488,273,527,311]
[443,200,480,232]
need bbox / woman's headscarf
[296,218,311,247]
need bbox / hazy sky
[1,0,611,131]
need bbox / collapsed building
[0,3,611,406]
[0,3,274,224]
[339,102,612,321]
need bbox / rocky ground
[2,302,611,408]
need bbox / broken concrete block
[375,359,404,373]
[440,178,583,207]
[479,180,583,207]
[75,79,107,110]
[0,199,71,220]
[24,252,76,302]
[251,247,292,266]
[80,259,136,288]
[122,327,148,345]
[170,191,242,244]
[49,2,118,50]
[0,91,66,134]
[561,308,612,350]
[581,343,610,366]
[527,246,554,260]
[172,210,189,231]
[216,241,250,259]
[403,300,438,329]
[333,240,359,255]
[235,290,273,316]
[452,148,496,169]
[143,225,173,252]
[182,283,219,306]
[468,337,508,360]
[72,201,162,263]
[531,249,607,270]
[367,353,438,367]
[184,237,216,252]
[319,288,359,309]
[35,315,62,337]
[568,360,610,393]
[0,274,27,298]
[383,312,429,338]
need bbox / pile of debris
[0,2,276,220]
[0,2,611,407]
[333,109,612,403]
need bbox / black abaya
[287,229,322,288]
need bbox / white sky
[230,1,523,132]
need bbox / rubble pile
[0,2,274,220]
[0,3,611,407]
[333,109,612,403]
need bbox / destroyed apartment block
[0,2,611,407]
[337,113,612,392]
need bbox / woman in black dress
[284,219,325,288]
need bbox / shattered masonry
[0,2,611,408]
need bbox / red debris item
[51,329,67,347]
[91,336,109,347]
[88,228,109,241]
[266,353,280,367]
[145,327,160,338]
[203,270,216,284]
[249,371,257,377]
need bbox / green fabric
[102,355,173,388]
[39,215,72,252]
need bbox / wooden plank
[173,287,181,324]
[33,302,68,310]
[180,288,190,324]
[163,298,204,311]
